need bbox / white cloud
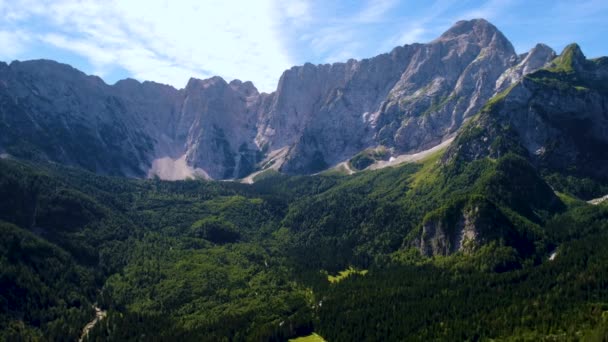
[280,0,403,64]
[380,0,514,50]
[397,27,427,44]
[462,0,516,21]
[41,34,117,66]
[2,0,603,91]
[281,0,311,21]
[0,0,292,91]
[0,30,28,60]
[355,0,399,23]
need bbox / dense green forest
[1,137,608,341]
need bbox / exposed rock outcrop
[417,197,540,258]
[445,44,608,182]
[1,19,586,180]
[419,204,482,256]
[495,43,556,92]
[266,19,525,173]
[0,60,157,177]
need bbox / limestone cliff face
[3,19,600,180]
[495,43,556,92]
[257,45,417,173]
[263,19,526,173]
[179,78,261,179]
[446,44,608,181]
[0,60,158,177]
[419,205,482,257]
[0,61,263,179]
[375,19,518,154]
[417,199,526,258]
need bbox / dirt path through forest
[79,306,107,342]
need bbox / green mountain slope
[449,44,608,199]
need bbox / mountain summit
[436,18,507,44]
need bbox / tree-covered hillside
[2,127,608,341]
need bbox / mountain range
[4,18,605,183]
[2,18,608,341]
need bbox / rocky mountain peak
[229,79,259,97]
[10,58,78,73]
[562,43,585,58]
[186,76,229,91]
[8,59,107,91]
[438,19,492,37]
[114,78,142,89]
[3,19,600,182]
[522,44,556,73]
[495,43,556,92]
[550,43,588,72]
[433,19,516,69]
[436,19,508,47]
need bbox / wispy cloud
[40,34,116,66]
[0,0,606,90]
[462,0,517,20]
[0,0,292,91]
[0,30,28,60]
[378,0,455,52]
[355,0,399,23]
[280,0,312,23]
[278,0,403,64]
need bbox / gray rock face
[180,77,261,179]
[417,198,535,259]
[0,19,579,179]
[259,19,529,173]
[416,196,534,258]
[419,205,481,257]
[0,60,158,177]
[446,44,608,181]
[0,61,261,179]
[495,43,556,92]
[500,83,608,180]
[373,19,518,154]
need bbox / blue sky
[1,0,606,92]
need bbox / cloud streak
[0,0,606,90]
[278,0,404,64]
[0,30,28,60]
[462,0,517,21]
[355,0,400,23]
[0,0,292,91]
[279,0,606,66]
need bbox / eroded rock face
[259,49,414,173]
[446,44,608,181]
[0,61,263,179]
[500,83,608,179]
[178,77,261,179]
[0,19,579,179]
[375,19,518,154]
[0,60,159,177]
[417,199,533,258]
[495,43,556,92]
[266,19,526,173]
[419,206,482,257]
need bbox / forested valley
[2,139,608,341]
